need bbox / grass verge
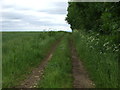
[73,31,118,88]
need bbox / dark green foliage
[66,2,120,35]
[66,2,120,57]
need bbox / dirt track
[15,35,95,88]
[69,38,95,88]
[16,37,63,88]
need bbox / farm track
[69,38,95,88]
[16,36,64,88]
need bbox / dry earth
[69,38,95,88]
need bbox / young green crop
[2,32,64,88]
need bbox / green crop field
[2,32,64,87]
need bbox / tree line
[66,2,120,44]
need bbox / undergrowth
[73,31,118,88]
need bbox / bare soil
[16,37,63,88]
[69,39,95,88]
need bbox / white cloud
[1,0,71,32]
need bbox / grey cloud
[2,5,13,9]
[1,1,69,31]
[2,21,24,30]
[39,7,66,14]
[53,2,68,8]
[38,2,67,15]
[3,12,23,19]
[2,11,65,30]
[3,12,45,24]
[3,5,31,11]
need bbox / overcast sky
[0,0,72,32]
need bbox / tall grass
[2,32,63,88]
[37,35,73,88]
[73,31,118,88]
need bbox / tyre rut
[69,38,95,88]
[16,36,63,88]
